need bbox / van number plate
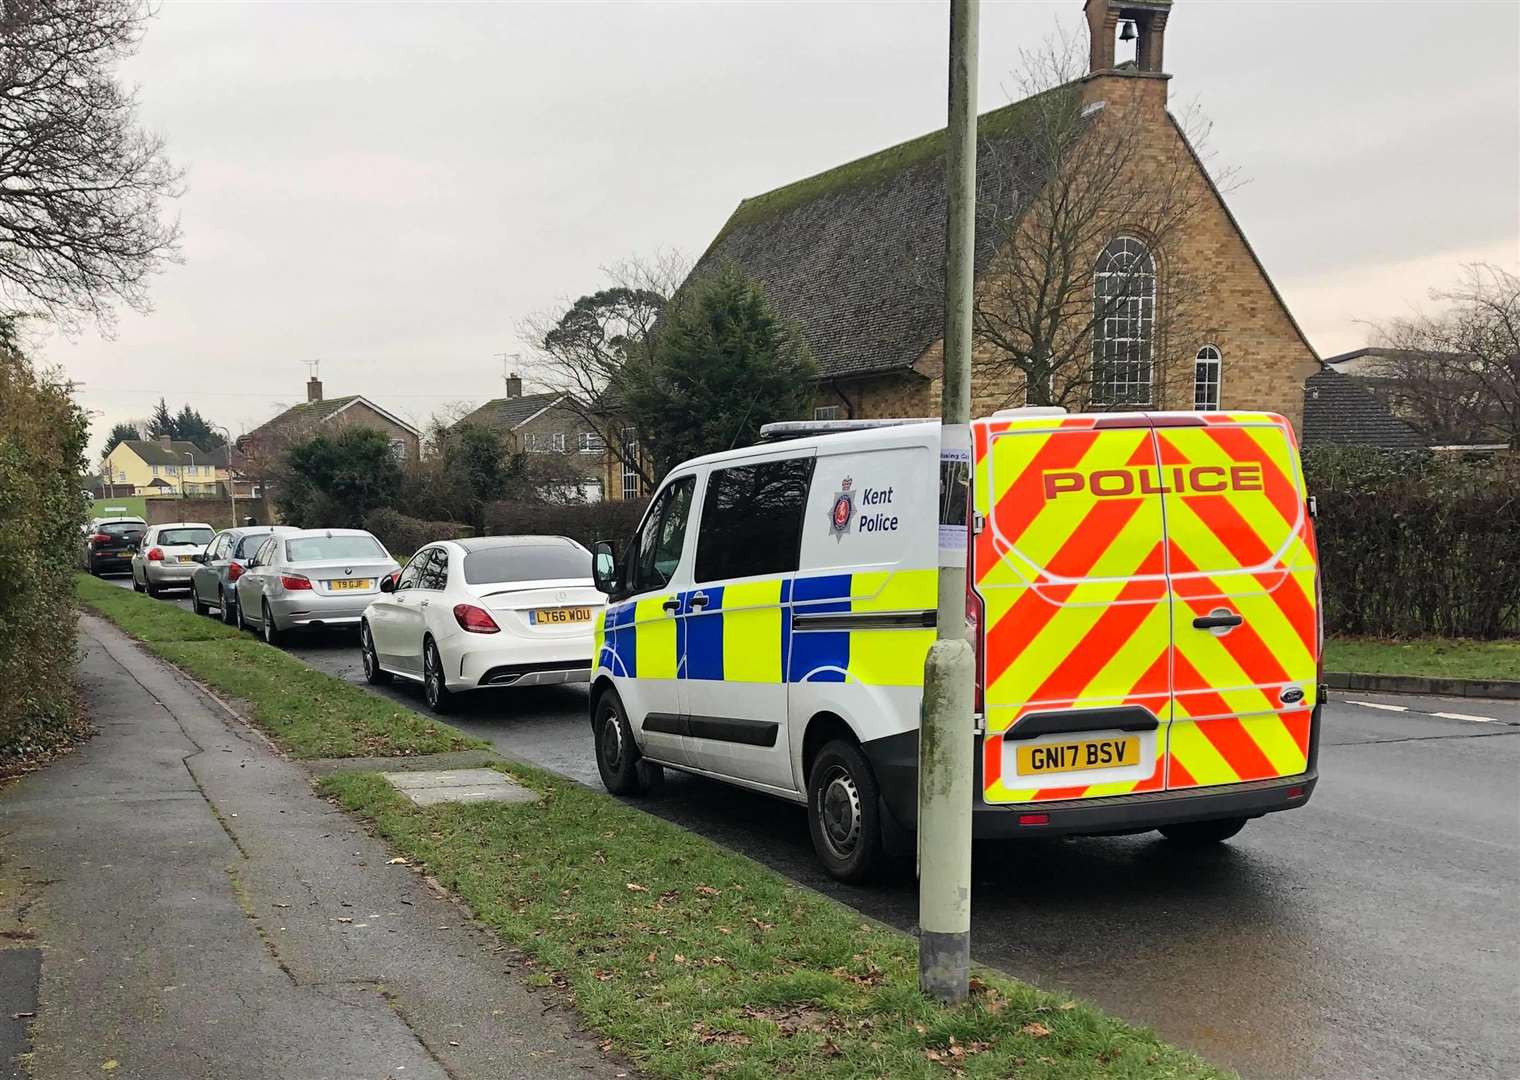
[1015,736,1140,776]
[531,607,591,625]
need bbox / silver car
[189,525,299,624]
[130,522,216,597]
[235,528,399,645]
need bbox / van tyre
[360,623,391,686]
[807,740,884,884]
[1158,817,1248,845]
[594,690,662,796]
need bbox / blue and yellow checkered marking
[599,570,936,686]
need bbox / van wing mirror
[592,540,618,595]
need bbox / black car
[83,517,147,575]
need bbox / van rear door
[972,414,1171,805]
[1155,413,1318,790]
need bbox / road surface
[110,576,1520,1079]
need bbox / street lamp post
[918,0,979,1005]
[212,425,237,528]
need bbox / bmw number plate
[328,579,372,591]
[1015,736,1140,776]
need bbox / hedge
[484,498,648,549]
[0,342,91,764]
[363,507,474,559]
[1304,447,1520,639]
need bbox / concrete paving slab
[381,768,541,806]
[381,767,516,790]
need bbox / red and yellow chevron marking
[1159,414,1318,789]
[971,411,1320,805]
[974,414,1170,804]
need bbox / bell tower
[1081,0,1172,111]
[1084,0,1172,76]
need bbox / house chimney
[158,433,172,448]
[505,372,522,399]
[307,376,323,402]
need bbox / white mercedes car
[360,535,604,713]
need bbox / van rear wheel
[807,740,884,884]
[1158,817,1248,845]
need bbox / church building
[681,0,1318,439]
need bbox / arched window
[1193,345,1222,411]
[1092,236,1156,405]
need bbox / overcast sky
[35,0,1520,456]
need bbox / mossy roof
[692,88,1075,381]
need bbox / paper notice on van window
[938,425,971,567]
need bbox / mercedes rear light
[279,574,312,591]
[453,603,500,634]
[227,560,243,582]
[146,547,164,562]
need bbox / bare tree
[972,33,1227,410]
[0,0,182,328]
[519,251,688,490]
[1365,264,1520,448]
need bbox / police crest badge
[828,477,855,536]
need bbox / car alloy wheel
[423,643,447,711]
[360,623,391,686]
[219,591,232,624]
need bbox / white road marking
[1345,699,1505,724]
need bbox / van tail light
[227,560,243,582]
[146,547,164,562]
[280,574,312,591]
[91,532,111,544]
[453,604,500,634]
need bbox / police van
[589,409,1322,882]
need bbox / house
[237,378,422,483]
[454,373,606,501]
[611,0,1319,498]
[1300,366,1426,450]
[1318,347,1510,451]
[101,436,247,498]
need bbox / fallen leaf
[1022,1021,1052,1038]
[101,1063,119,1072]
[337,917,353,924]
[1059,1001,1077,1011]
[625,883,647,893]
[387,857,407,865]
[695,885,720,897]
[644,952,658,964]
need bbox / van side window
[629,475,695,594]
[695,457,814,583]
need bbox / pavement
[104,577,1520,1079]
[0,613,628,1080]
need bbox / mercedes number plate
[531,606,592,625]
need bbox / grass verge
[1325,636,1520,682]
[75,573,483,759]
[322,762,1227,1080]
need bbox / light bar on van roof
[758,418,938,441]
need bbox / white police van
[590,411,1323,882]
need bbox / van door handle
[662,597,681,615]
[689,592,710,611]
[1193,611,1243,630]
